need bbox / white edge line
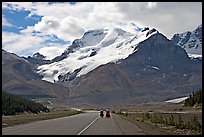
[77,116,99,135]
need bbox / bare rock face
[120,33,191,74]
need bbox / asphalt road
[2,111,142,135]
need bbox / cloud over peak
[2,2,202,58]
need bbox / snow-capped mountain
[37,27,159,83]
[3,24,202,106]
[171,24,202,59]
[66,32,201,105]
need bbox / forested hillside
[2,92,49,115]
[184,88,202,107]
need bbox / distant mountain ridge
[2,49,70,99]
[2,24,202,107]
[171,24,202,59]
[65,32,201,106]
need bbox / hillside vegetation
[2,92,49,115]
[184,88,202,107]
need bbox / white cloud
[116,2,202,38]
[3,2,131,42]
[2,2,202,58]
[11,2,202,39]
[34,16,60,32]
[4,2,201,39]
[2,30,69,58]
[33,16,85,41]
[2,31,45,56]
[38,45,68,60]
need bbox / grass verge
[117,113,202,135]
[2,110,83,128]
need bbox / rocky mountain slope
[171,24,202,59]
[2,24,202,107]
[2,49,70,99]
[64,33,202,106]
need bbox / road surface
[2,111,142,135]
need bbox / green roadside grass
[116,112,202,135]
[119,113,175,135]
[111,103,202,135]
[2,110,83,128]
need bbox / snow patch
[188,53,202,59]
[165,96,188,103]
[151,66,159,70]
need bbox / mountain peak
[37,26,161,83]
[171,24,202,59]
[32,52,46,60]
[141,27,150,32]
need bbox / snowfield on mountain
[37,27,158,83]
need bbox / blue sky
[3,9,41,29]
[2,2,202,59]
[2,2,72,59]
[2,3,71,40]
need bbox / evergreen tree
[184,89,202,107]
[2,92,49,115]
